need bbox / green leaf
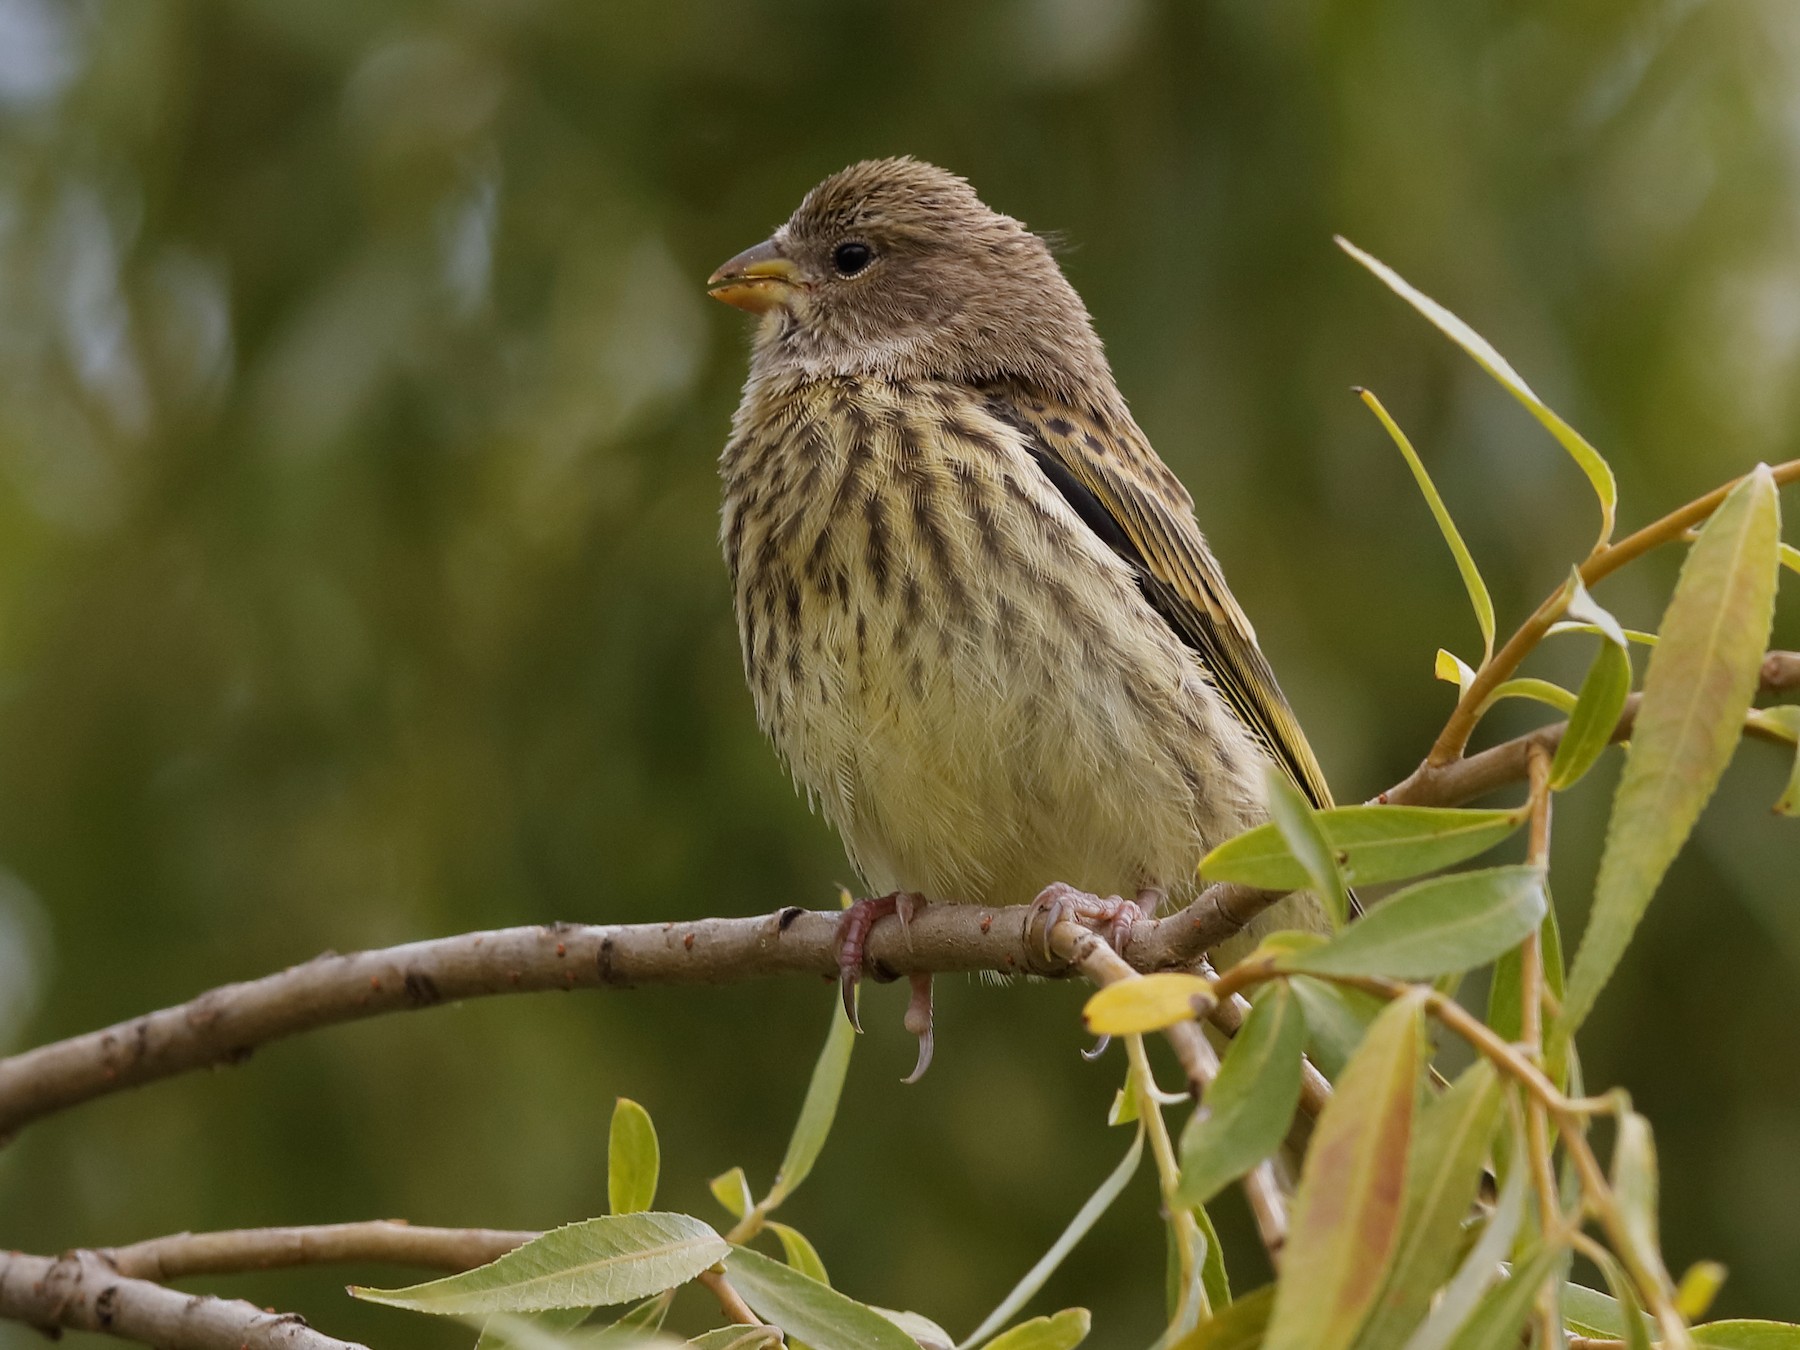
[768,1222,829,1286]
[1194,1202,1232,1313]
[1290,976,1384,1078]
[1549,638,1632,790]
[1694,1322,1800,1348]
[878,1308,955,1349]
[710,1168,753,1221]
[1548,620,1657,646]
[1439,1244,1563,1350]
[1399,1155,1526,1350]
[351,1214,728,1315]
[475,1311,680,1349]
[1172,1286,1275,1350]
[766,992,857,1208]
[1280,865,1547,980]
[958,1124,1145,1350]
[1264,989,1425,1350]
[1337,237,1617,545]
[724,1247,918,1350]
[1203,806,1525,892]
[1264,769,1351,927]
[1611,1110,1663,1281]
[1479,678,1576,715]
[982,1309,1091,1350]
[1561,465,1783,1036]
[1592,1249,1654,1350]
[685,1330,782,1349]
[1780,541,1800,575]
[1358,388,1494,663]
[478,1308,594,1350]
[610,1099,660,1216]
[1759,706,1800,816]
[1176,983,1307,1206]
[1355,1062,1505,1350]
[1562,1281,1656,1341]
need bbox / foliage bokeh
[1,1,1796,1344]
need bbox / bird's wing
[986,389,1338,811]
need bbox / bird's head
[708,157,1111,402]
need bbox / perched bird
[708,159,1335,1079]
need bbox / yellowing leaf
[1562,466,1783,1035]
[1338,237,1617,546]
[1436,648,1476,696]
[1264,988,1425,1350]
[709,1168,753,1221]
[1083,973,1214,1036]
[981,1308,1092,1350]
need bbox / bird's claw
[1028,882,1148,961]
[833,893,933,1077]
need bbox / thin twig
[0,1249,365,1350]
[101,1221,534,1281]
[697,1268,765,1327]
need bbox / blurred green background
[1,1,1797,1345]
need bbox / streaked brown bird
[709,159,1334,1078]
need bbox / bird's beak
[707,238,801,314]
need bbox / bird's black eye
[832,241,873,276]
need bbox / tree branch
[2,652,1790,1145]
[101,1221,534,1281]
[0,1249,366,1350]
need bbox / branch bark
[0,1249,366,1350]
[101,1221,534,1281]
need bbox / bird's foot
[834,892,934,1080]
[1028,882,1150,962]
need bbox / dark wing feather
[988,388,1338,812]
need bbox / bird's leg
[1027,882,1154,961]
[833,890,926,1030]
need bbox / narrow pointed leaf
[1694,1321,1800,1348]
[1563,1281,1657,1341]
[958,1126,1145,1350]
[1083,973,1214,1037]
[1562,466,1782,1035]
[710,1168,753,1220]
[1759,706,1800,816]
[1264,989,1425,1350]
[352,1214,728,1315]
[982,1309,1091,1350]
[878,1308,955,1349]
[766,993,857,1207]
[768,1222,829,1286]
[1611,1111,1663,1281]
[1203,806,1525,891]
[725,1247,917,1350]
[1780,541,1800,575]
[1337,237,1617,544]
[610,1099,660,1216]
[1176,983,1307,1206]
[1677,1262,1728,1324]
[1265,769,1350,927]
[478,1308,594,1350]
[686,1329,783,1349]
[1399,1156,1527,1350]
[1548,620,1657,645]
[1355,1061,1505,1349]
[1439,1243,1563,1350]
[1173,1286,1275,1350]
[1480,678,1576,715]
[1359,389,1494,662]
[1194,1202,1232,1312]
[1550,638,1632,789]
[1592,1249,1655,1350]
[1281,866,1546,980]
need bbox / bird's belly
[750,552,1253,910]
